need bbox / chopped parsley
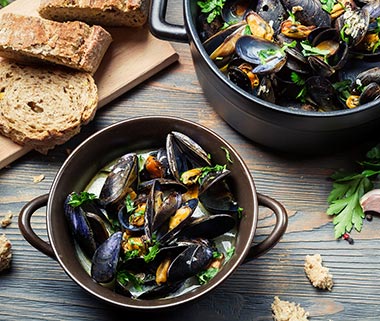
[290,72,307,103]
[258,41,296,65]
[0,0,9,7]
[67,192,97,208]
[197,0,226,23]
[221,146,233,164]
[199,164,227,182]
[300,41,330,58]
[226,246,235,261]
[197,267,219,284]
[116,270,144,291]
[125,194,136,213]
[143,243,160,263]
[320,0,336,13]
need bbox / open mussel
[235,35,287,74]
[99,153,138,212]
[166,131,211,182]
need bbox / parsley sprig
[327,145,380,238]
[320,0,337,13]
[197,0,226,23]
[67,191,97,208]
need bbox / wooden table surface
[1,2,380,320]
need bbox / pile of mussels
[198,0,380,111]
[64,132,239,299]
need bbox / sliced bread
[0,13,112,74]
[38,0,149,27]
[0,60,98,154]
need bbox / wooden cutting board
[0,0,179,169]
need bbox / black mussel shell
[64,194,97,258]
[235,36,287,74]
[99,153,138,210]
[177,214,236,240]
[91,231,122,283]
[166,243,213,283]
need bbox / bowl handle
[18,194,56,260]
[149,0,188,43]
[243,193,288,263]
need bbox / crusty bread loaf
[0,13,112,74]
[0,60,98,154]
[39,0,149,27]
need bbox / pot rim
[184,1,380,118]
[46,116,259,309]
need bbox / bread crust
[0,60,98,154]
[0,13,112,74]
[39,0,149,27]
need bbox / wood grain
[0,0,178,169]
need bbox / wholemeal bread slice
[0,60,98,154]
[0,13,112,74]
[38,0,149,27]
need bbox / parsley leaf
[197,0,226,23]
[327,147,380,238]
[67,192,97,208]
[300,41,330,58]
[320,0,336,13]
[0,0,9,7]
[116,270,144,291]
[125,194,136,213]
[197,267,219,284]
[221,146,233,164]
[143,243,160,263]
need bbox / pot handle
[18,194,56,260]
[149,0,188,43]
[243,193,288,263]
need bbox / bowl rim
[46,116,259,309]
[184,0,380,118]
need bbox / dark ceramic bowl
[19,116,287,310]
[149,0,380,153]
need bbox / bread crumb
[33,174,45,183]
[304,254,333,291]
[0,234,12,272]
[271,296,309,321]
[1,212,12,228]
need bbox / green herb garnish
[143,243,160,263]
[332,80,352,102]
[116,270,144,291]
[226,246,235,261]
[125,194,136,213]
[68,192,97,208]
[197,267,219,285]
[124,249,140,260]
[300,41,330,58]
[340,24,350,43]
[0,0,9,7]
[320,0,336,13]
[327,145,380,238]
[197,0,226,23]
[291,71,307,103]
[258,41,296,65]
[221,146,233,164]
[199,164,227,182]
[237,207,244,219]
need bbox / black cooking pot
[149,0,380,153]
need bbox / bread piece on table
[0,13,112,74]
[39,0,149,27]
[0,60,98,154]
[304,254,334,291]
[0,234,12,273]
[271,296,309,321]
